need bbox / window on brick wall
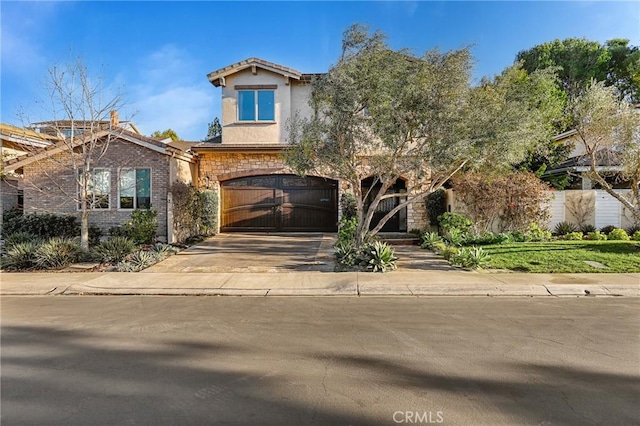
[119,168,151,209]
[78,168,110,210]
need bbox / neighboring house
[1,123,61,214]
[192,57,424,233]
[2,125,196,241]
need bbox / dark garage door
[221,175,338,232]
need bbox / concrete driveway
[144,233,337,273]
[144,233,454,273]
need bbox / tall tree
[570,81,640,221]
[517,37,640,103]
[151,129,179,141]
[205,117,222,141]
[285,24,558,244]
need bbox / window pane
[257,91,275,121]
[136,169,151,209]
[238,91,255,121]
[119,170,135,197]
[94,169,110,195]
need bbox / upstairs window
[119,168,151,209]
[238,90,275,121]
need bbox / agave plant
[420,231,443,250]
[360,241,398,273]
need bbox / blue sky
[2,1,638,141]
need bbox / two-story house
[193,58,421,233]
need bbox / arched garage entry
[221,174,338,232]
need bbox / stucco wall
[21,139,172,240]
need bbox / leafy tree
[517,38,640,103]
[151,129,179,141]
[285,24,559,244]
[569,81,640,221]
[205,117,222,140]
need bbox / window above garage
[237,88,275,122]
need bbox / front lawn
[481,240,640,273]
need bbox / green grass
[481,240,640,273]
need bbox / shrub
[450,246,491,269]
[337,216,358,246]
[116,250,163,272]
[585,231,607,241]
[420,231,443,250]
[340,193,357,220]
[93,236,137,263]
[451,172,551,234]
[506,231,528,243]
[199,190,219,236]
[2,212,79,239]
[437,212,472,234]
[35,237,81,269]
[600,225,616,235]
[442,228,469,246]
[334,241,358,267]
[465,232,499,245]
[625,224,640,236]
[608,228,630,241]
[1,241,40,270]
[3,232,37,249]
[554,221,578,236]
[128,209,158,244]
[564,232,584,240]
[426,189,446,226]
[149,243,179,257]
[89,225,103,247]
[580,224,597,234]
[632,231,640,241]
[358,241,397,273]
[526,223,552,242]
[440,245,458,261]
[432,241,447,254]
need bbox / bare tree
[15,57,126,250]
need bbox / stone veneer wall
[21,139,171,240]
[198,152,429,231]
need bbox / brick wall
[21,139,171,240]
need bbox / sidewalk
[1,270,638,297]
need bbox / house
[191,58,425,233]
[2,122,196,241]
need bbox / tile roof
[207,58,303,86]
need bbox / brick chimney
[110,110,119,128]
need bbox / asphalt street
[1,296,639,425]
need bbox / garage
[221,174,338,232]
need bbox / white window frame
[237,89,275,122]
[77,168,111,211]
[118,167,152,210]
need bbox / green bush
[1,241,41,270]
[340,193,357,220]
[89,225,103,247]
[358,241,397,273]
[3,232,38,249]
[585,231,607,241]
[2,212,79,239]
[442,228,469,246]
[432,241,447,254]
[564,232,584,240]
[93,236,137,263]
[426,189,446,226]
[608,228,630,241]
[632,231,640,241]
[600,225,616,235]
[125,209,158,244]
[437,212,472,234]
[35,237,81,269]
[553,221,577,236]
[420,231,443,250]
[580,224,597,234]
[440,245,458,261]
[450,246,491,269]
[199,190,219,236]
[526,223,552,242]
[337,216,358,246]
[116,250,163,272]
